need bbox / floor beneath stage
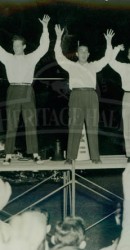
[0,162,124,250]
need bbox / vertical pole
[71,160,75,217]
[63,171,67,219]
[68,171,72,214]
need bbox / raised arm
[93,29,114,72]
[30,15,50,62]
[54,24,73,72]
[104,29,115,53]
[0,44,12,65]
[109,44,125,74]
[38,14,50,48]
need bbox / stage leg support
[63,170,72,218]
[71,160,76,217]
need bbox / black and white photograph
[0,0,130,249]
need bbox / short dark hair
[12,35,26,45]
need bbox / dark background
[0,2,126,249]
[0,0,130,156]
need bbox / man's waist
[72,88,95,91]
[10,83,31,86]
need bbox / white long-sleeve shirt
[55,40,112,90]
[109,47,130,91]
[0,27,49,84]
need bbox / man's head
[9,210,51,250]
[76,45,90,64]
[52,216,86,249]
[12,35,26,55]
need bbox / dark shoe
[3,158,11,165]
[33,157,44,165]
[92,159,102,164]
[64,159,73,164]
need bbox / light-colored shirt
[55,40,112,90]
[0,27,49,84]
[109,47,130,91]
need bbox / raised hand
[39,15,50,27]
[55,24,64,40]
[104,29,115,43]
[116,44,125,51]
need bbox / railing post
[71,160,75,217]
[63,171,68,219]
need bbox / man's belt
[10,83,31,86]
[72,88,95,91]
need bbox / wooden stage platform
[0,155,126,221]
[0,155,127,171]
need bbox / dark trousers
[67,88,100,161]
[5,85,38,154]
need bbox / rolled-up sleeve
[54,39,73,72]
[29,27,50,63]
[0,46,10,65]
[93,44,113,73]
